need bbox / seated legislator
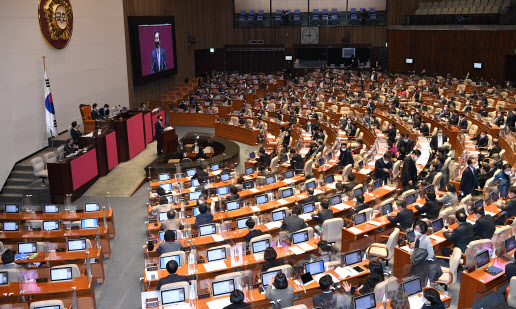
[223,290,250,309]
[64,138,77,156]
[265,273,295,308]
[415,190,440,220]
[472,206,495,240]
[244,218,263,243]
[443,210,475,253]
[437,183,459,209]
[0,249,23,272]
[505,251,516,281]
[496,187,516,225]
[226,185,240,201]
[280,207,308,237]
[156,260,188,291]
[70,121,82,144]
[257,148,271,167]
[91,103,103,120]
[156,230,183,254]
[261,247,286,272]
[338,143,354,169]
[387,200,414,231]
[313,199,334,225]
[160,210,181,231]
[374,153,393,184]
[313,274,352,309]
[289,149,304,172]
[194,205,213,229]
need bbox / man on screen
[151,30,167,74]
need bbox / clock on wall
[300,27,319,45]
[38,0,74,49]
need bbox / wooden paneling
[387,0,432,25]
[123,0,387,106]
[388,30,516,84]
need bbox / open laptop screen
[161,287,186,305]
[345,249,362,266]
[402,278,422,297]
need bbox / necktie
[157,50,161,71]
[415,237,420,248]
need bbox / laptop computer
[353,213,367,225]
[4,204,19,213]
[85,203,100,212]
[81,218,98,229]
[189,191,202,201]
[245,167,254,175]
[44,205,59,213]
[67,239,87,252]
[160,254,181,269]
[353,187,364,197]
[344,249,365,273]
[405,193,416,205]
[226,200,240,211]
[217,186,229,196]
[380,203,393,215]
[220,173,231,181]
[353,293,376,309]
[18,242,37,254]
[207,247,226,262]
[260,269,282,293]
[243,180,254,189]
[403,277,422,297]
[373,179,383,190]
[237,217,252,230]
[0,272,7,286]
[199,223,217,237]
[283,170,294,179]
[325,174,335,184]
[186,168,196,177]
[50,267,73,282]
[212,279,235,297]
[330,195,342,206]
[265,175,276,185]
[280,188,294,199]
[160,183,172,192]
[256,194,268,205]
[158,173,171,181]
[252,239,270,254]
[502,236,516,261]
[431,218,444,233]
[292,230,309,245]
[272,209,286,222]
[161,287,186,305]
[476,249,503,275]
[302,203,315,214]
[43,220,60,231]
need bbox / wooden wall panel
[124,0,387,105]
[387,0,432,25]
[388,30,516,83]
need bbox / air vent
[249,40,264,44]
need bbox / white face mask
[505,171,511,175]
[473,163,479,169]
[414,231,421,237]
[384,160,389,165]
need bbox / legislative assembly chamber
[2,0,516,308]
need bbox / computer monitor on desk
[404,193,416,205]
[292,230,309,244]
[330,195,342,206]
[18,242,37,254]
[402,277,422,297]
[225,200,240,211]
[161,287,186,305]
[186,169,196,177]
[325,174,335,184]
[189,191,202,201]
[67,239,87,252]
[304,260,324,276]
[353,293,376,309]
[272,209,286,222]
[353,213,367,225]
[245,167,254,175]
[158,173,170,181]
[505,236,516,253]
[0,272,7,286]
[81,218,98,229]
[85,203,100,212]
[4,204,19,213]
[44,205,59,213]
[50,267,73,282]
[255,194,268,205]
[207,247,227,262]
[199,223,217,237]
[160,254,181,269]
[212,279,235,297]
[252,239,270,253]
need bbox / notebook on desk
[476,249,503,276]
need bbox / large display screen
[128,16,178,85]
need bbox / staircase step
[10,170,36,179]
[3,185,30,194]
[12,164,34,172]
[0,193,24,203]
[6,178,33,186]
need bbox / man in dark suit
[156,260,188,290]
[383,123,397,141]
[151,30,167,74]
[338,143,354,169]
[280,208,308,236]
[289,149,304,172]
[313,199,334,226]
[257,149,271,167]
[387,200,414,231]
[312,275,351,309]
[458,113,468,130]
[490,139,502,157]
[64,138,77,156]
[99,104,110,118]
[374,153,393,184]
[299,187,319,208]
[226,185,240,201]
[506,109,516,129]
[194,205,213,229]
[70,121,82,145]
[444,210,475,252]
[505,252,516,281]
[497,187,516,225]
[476,130,489,148]
[449,110,459,125]
[282,130,291,148]
[472,206,495,239]
[365,100,376,111]
[420,121,430,136]
[439,106,451,119]
[90,103,103,120]
[155,114,165,155]
[492,111,505,126]
[400,150,420,188]
[430,129,448,153]
[415,190,440,220]
[244,218,263,243]
[459,158,478,198]
[191,166,209,180]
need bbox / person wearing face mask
[459,158,478,197]
[472,206,495,240]
[409,221,435,284]
[438,106,450,119]
[492,111,505,126]
[437,183,458,209]
[420,288,445,309]
[448,109,459,125]
[430,129,448,153]
[151,30,167,73]
[457,113,468,130]
[374,153,393,185]
[338,143,354,170]
[400,150,420,189]
[422,162,439,186]
[443,210,475,253]
[489,138,502,157]
[475,130,489,148]
[493,163,512,197]
[90,103,103,120]
[462,101,472,113]
[352,139,364,155]
[415,190,440,220]
[419,120,430,136]
[387,200,414,231]
[383,123,397,141]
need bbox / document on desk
[289,246,305,255]
[400,245,413,253]
[408,295,424,309]
[212,234,225,242]
[347,227,363,234]
[203,260,227,272]
[162,303,189,309]
[283,178,296,184]
[326,182,336,190]
[383,186,397,191]
[299,214,312,221]
[333,203,349,211]
[212,170,222,176]
[298,242,314,251]
[335,267,349,279]
[485,211,497,217]
[250,206,261,212]
[206,297,232,309]
[264,221,282,229]
[359,168,372,174]
[278,199,289,205]
[145,270,159,281]
[250,188,260,193]
[254,253,264,261]
[429,235,446,243]
[366,220,382,226]
[314,189,323,195]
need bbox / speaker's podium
[161,127,178,154]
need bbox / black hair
[456,210,467,222]
[291,207,301,215]
[423,288,443,306]
[446,183,456,193]
[159,196,169,205]
[166,259,178,274]
[290,149,296,154]
[273,273,289,289]
[318,274,333,291]
[164,230,176,242]
[336,182,344,191]
[396,200,406,208]
[1,249,15,264]
[230,185,238,195]
[71,121,77,127]
[263,247,278,262]
[321,199,330,209]
[245,218,255,229]
[92,103,98,109]
[415,221,428,234]
[473,206,485,216]
[199,205,208,214]
[154,29,160,37]
[412,149,421,156]
[229,289,245,304]
[307,187,315,195]
[167,210,176,220]
[317,240,331,252]
[510,187,516,195]
[348,173,355,181]
[356,194,365,204]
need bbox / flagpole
[43,55,54,148]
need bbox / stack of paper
[283,178,296,184]
[254,253,264,261]
[400,245,412,253]
[289,246,305,255]
[366,220,382,226]
[408,295,424,308]
[212,170,222,176]
[278,199,289,205]
[250,188,260,193]
[145,271,158,281]
[334,267,349,279]
[206,297,232,309]
[347,227,363,234]
[359,169,371,174]
[299,214,312,221]
[212,234,224,242]
[298,243,314,251]
[333,204,349,211]
[314,273,340,283]
[265,221,282,229]
[250,206,261,212]
[485,211,497,217]
[383,186,396,191]
[204,260,227,272]
[429,235,446,243]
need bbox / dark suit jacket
[476,135,489,147]
[245,229,264,243]
[261,258,286,272]
[439,109,451,118]
[374,159,393,181]
[338,149,354,168]
[473,215,495,239]
[500,198,516,220]
[493,115,505,126]
[194,212,214,229]
[151,47,167,73]
[99,108,110,117]
[258,153,271,167]
[415,200,440,220]
[223,303,251,309]
[420,124,430,135]
[156,273,188,291]
[385,128,396,141]
[387,208,414,230]
[506,262,516,281]
[449,114,459,125]
[280,215,308,233]
[70,128,82,141]
[64,144,75,156]
[291,154,304,170]
[443,222,475,252]
[155,120,164,138]
[507,112,516,128]
[460,167,478,196]
[458,118,468,130]
[316,209,334,225]
[91,109,103,120]
[400,156,417,187]
[430,134,448,151]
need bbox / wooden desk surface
[169,112,218,127]
[214,122,260,146]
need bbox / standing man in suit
[91,103,103,120]
[443,210,475,252]
[338,143,354,170]
[459,158,478,198]
[374,153,393,184]
[155,114,165,155]
[400,150,420,189]
[289,149,304,173]
[99,104,110,118]
[472,206,495,239]
[506,108,516,129]
[430,129,448,153]
[151,30,167,74]
[70,121,82,145]
[458,113,468,130]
